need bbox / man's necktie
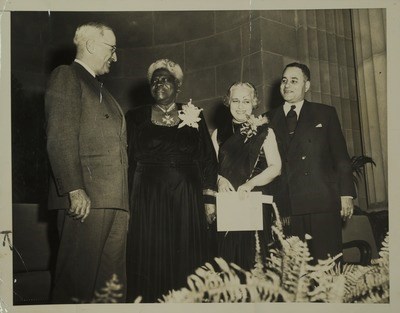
[286,105,297,137]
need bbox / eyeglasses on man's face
[101,42,117,54]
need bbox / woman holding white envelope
[211,82,282,270]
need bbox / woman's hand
[205,204,216,224]
[217,175,235,192]
[237,181,255,200]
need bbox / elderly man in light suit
[268,62,356,262]
[45,22,128,303]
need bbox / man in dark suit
[268,62,356,262]
[45,22,129,303]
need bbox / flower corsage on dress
[240,114,269,143]
[178,99,202,130]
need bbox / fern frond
[160,222,389,303]
[340,233,389,303]
[92,274,123,303]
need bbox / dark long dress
[125,104,217,302]
[216,121,273,271]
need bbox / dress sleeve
[262,128,282,178]
[210,129,219,158]
[45,65,84,195]
[197,112,218,203]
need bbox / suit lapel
[101,87,126,134]
[288,100,316,154]
[73,62,101,93]
[73,62,126,134]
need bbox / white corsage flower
[240,114,269,143]
[178,99,202,130]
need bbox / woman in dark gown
[211,82,281,271]
[125,59,218,302]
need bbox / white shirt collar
[74,59,96,78]
[283,100,305,118]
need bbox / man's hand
[340,197,354,221]
[68,189,91,222]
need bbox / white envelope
[216,191,273,232]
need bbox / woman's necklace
[156,103,176,125]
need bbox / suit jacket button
[301,156,306,160]
[304,172,309,175]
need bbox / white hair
[73,22,113,52]
[224,82,260,109]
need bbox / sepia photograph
[0,0,398,312]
